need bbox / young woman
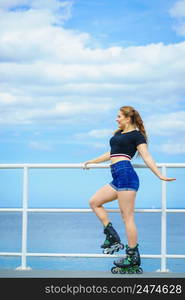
[83,106,176,274]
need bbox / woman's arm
[83,151,110,168]
[137,144,176,181]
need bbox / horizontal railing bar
[27,253,162,258]
[166,255,185,258]
[27,253,163,259]
[1,208,185,213]
[0,164,24,169]
[0,163,185,169]
[0,208,162,213]
[27,208,162,213]
[166,209,185,213]
[0,209,23,212]
[0,252,184,258]
[0,252,161,258]
[0,252,21,256]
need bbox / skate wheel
[103,249,114,254]
[120,269,126,274]
[103,249,108,254]
[111,267,117,274]
[120,243,124,250]
[111,267,119,274]
[136,267,143,274]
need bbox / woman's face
[116,111,130,129]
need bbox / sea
[0,212,185,273]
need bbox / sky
[0,0,185,209]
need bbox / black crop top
[110,129,147,159]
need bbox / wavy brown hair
[114,106,148,158]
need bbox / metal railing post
[16,166,31,270]
[160,165,168,272]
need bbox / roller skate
[111,244,143,274]
[101,222,124,255]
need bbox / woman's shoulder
[113,129,122,135]
[133,130,147,144]
[132,129,144,136]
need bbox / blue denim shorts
[109,160,139,192]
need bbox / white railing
[0,163,185,272]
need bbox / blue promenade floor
[0,269,185,278]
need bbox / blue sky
[0,0,185,209]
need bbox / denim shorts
[109,160,139,192]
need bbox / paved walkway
[0,269,185,278]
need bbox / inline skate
[101,222,124,254]
[111,244,143,274]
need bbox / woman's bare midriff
[110,156,131,165]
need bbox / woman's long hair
[114,106,148,158]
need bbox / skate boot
[101,222,124,254]
[111,244,143,274]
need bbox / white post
[160,165,168,272]
[16,166,31,270]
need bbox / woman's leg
[117,190,137,248]
[89,184,117,226]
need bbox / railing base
[156,268,170,272]
[16,266,32,271]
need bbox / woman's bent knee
[89,197,98,209]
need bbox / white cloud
[156,140,185,155]
[169,0,185,36]
[74,129,113,140]
[0,0,73,22]
[0,3,77,62]
[28,140,53,151]
[88,129,113,138]
[0,0,185,145]
[0,92,16,104]
[169,0,185,18]
[145,111,185,136]
[55,101,113,115]
[0,0,30,9]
